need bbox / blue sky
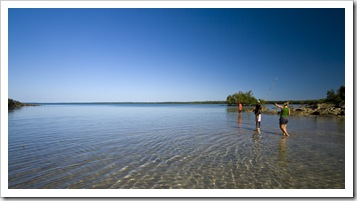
[8,8,345,102]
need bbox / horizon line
[22,98,326,104]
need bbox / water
[8,104,345,189]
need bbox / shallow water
[8,104,345,189]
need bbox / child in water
[253,100,262,131]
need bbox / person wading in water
[238,101,243,113]
[253,100,262,132]
[274,102,290,136]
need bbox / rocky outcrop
[243,102,345,117]
[245,106,277,114]
[290,103,345,116]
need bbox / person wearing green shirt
[274,102,290,136]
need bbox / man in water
[238,101,243,113]
[253,100,262,131]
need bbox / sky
[8,8,345,103]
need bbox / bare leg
[279,124,289,136]
[282,124,289,136]
[255,115,261,130]
[255,115,259,130]
[284,124,289,136]
[279,124,285,135]
[257,122,261,133]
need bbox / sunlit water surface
[8,104,345,189]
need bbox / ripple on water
[8,105,345,189]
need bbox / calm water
[8,104,345,189]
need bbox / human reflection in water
[238,113,242,128]
[278,136,288,168]
[252,132,262,159]
[252,132,261,142]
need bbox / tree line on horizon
[226,85,345,106]
[8,86,345,110]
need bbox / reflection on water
[277,137,287,168]
[238,113,242,128]
[8,104,345,189]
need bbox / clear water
[8,104,345,189]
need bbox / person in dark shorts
[274,102,290,136]
[253,100,262,131]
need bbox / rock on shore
[290,102,345,116]
[244,102,345,117]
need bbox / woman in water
[274,102,290,136]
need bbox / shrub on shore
[8,99,37,110]
[8,99,23,110]
[326,86,345,105]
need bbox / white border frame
[1,0,353,198]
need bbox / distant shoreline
[9,99,344,117]
[23,100,325,105]
[25,101,228,105]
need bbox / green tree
[325,85,344,104]
[8,98,22,110]
[326,89,336,102]
[338,86,345,100]
[226,90,258,105]
[226,95,235,105]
